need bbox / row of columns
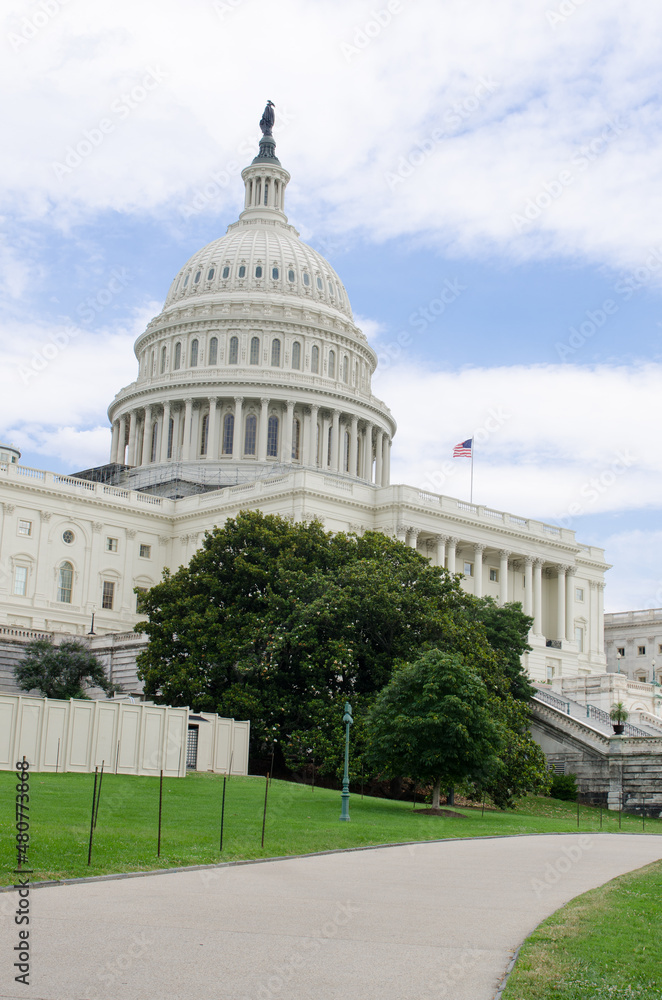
[110,398,392,485]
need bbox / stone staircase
[531,684,662,737]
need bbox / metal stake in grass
[600,802,603,830]
[87,767,99,866]
[642,792,645,832]
[157,769,164,857]
[220,774,227,852]
[261,774,269,848]
[94,760,104,828]
[576,794,580,829]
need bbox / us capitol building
[0,105,609,694]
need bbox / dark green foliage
[549,772,578,801]
[14,638,119,700]
[473,597,534,700]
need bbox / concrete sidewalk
[1,834,661,1000]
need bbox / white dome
[163,222,353,321]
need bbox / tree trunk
[432,777,441,810]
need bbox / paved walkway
[1,834,662,1000]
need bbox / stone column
[330,410,341,472]
[556,565,567,640]
[523,557,533,617]
[207,397,218,460]
[383,436,391,486]
[565,569,576,642]
[160,402,171,462]
[141,405,152,466]
[533,558,543,634]
[182,398,193,460]
[435,535,447,568]
[283,400,295,464]
[172,406,182,462]
[110,420,119,464]
[363,422,373,481]
[349,414,359,477]
[234,397,244,457]
[447,537,458,574]
[191,405,201,459]
[499,550,510,604]
[117,414,127,464]
[308,405,319,466]
[375,429,383,486]
[407,528,419,550]
[127,411,138,466]
[474,544,484,598]
[321,412,330,469]
[258,398,270,461]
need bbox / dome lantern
[239,100,291,225]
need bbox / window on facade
[463,561,474,577]
[13,566,27,596]
[135,587,148,612]
[58,562,73,603]
[638,645,646,655]
[303,273,310,286]
[637,673,647,683]
[292,418,300,461]
[106,537,118,552]
[249,337,260,365]
[222,266,230,278]
[272,267,279,280]
[190,339,199,367]
[575,627,584,652]
[328,281,334,295]
[174,343,181,370]
[244,414,257,455]
[255,265,263,278]
[102,580,115,610]
[271,339,281,367]
[575,587,584,601]
[150,423,158,463]
[200,414,209,456]
[238,265,246,278]
[139,544,151,559]
[17,519,31,536]
[342,356,349,383]
[183,274,189,287]
[62,530,74,544]
[328,350,336,379]
[489,568,499,582]
[167,418,174,459]
[267,415,279,458]
[311,345,319,373]
[222,413,234,455]
[316,276,323,289]
[207,268,215,281]
[617,647,625,657]
[291,341,301,370]
[194,270,201,284]
[659,644,662,654]
[160,346,167,374]
[208,337,218,366]
[264,181,269,205]
[288,269,295,282]
[229,336,239,365]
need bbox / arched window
[317,276,323,290]
[342,355,349,383]
[150,423,158,463]
[229,336,239,365]
[194,270,201,284]
[160,346,166,374]
[303,273,310,286]
[238,265,246,278]
[250,336,260,365]
[344,430,350,472]
[328,350,336,379]
[267,415,279,458]
[207,267,215,281]
[272,267,279,280]
[328,281,334,295]
[288,269,295,282]
[264,181,269,205]
[271,339,281,367]
[167,418,174,459]
[255,265,263,278]
[150,349,155,374]
[244,414,257,455]
[222,413,234,454]
[311,345,319,373]
[208,337,218,366]
[190,339,199,367]
[174,343,181,370]
[291,341,301,370]
[183,274,189,287]
[292,418,300,461]
[222,266,230,279]
[200,414,209,456]
[57,562,73,603]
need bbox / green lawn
[1,770,660,885]
[502,859,662,999]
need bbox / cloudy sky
[1,0,661,610]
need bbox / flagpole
[470,440,474,504]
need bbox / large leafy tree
[472,597,534,700]
[365,649,504,808]
[15,639,119,700]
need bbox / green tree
[14,639,119,700]
[473,597,534,700]
[365,649,504,808]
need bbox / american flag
[453,439,473,458]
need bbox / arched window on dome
[229,336,239,365]
[255,265,263,278]
[317,276,323,290]
[183,274,189,287]
[311,345,319,374]
[150,349,155,375]
[57,562,73,604]
[264,181,269,206]
[194,270,201,284]
[190,340,199,367]
[250,337,260,365]
[222,266,230,279]
[271,339,281,367]
[328,350,336,379]
[238,265,246,278]
[174,343,182,370]
[150,423,158,463]
[342,356,349,383]
[160,346,167,374]
[222,413,234,454]
[167,418,174,459]
[343,430,350,472]
[272,267,279,280]
[200,414,209,456]
[328,281,334,295]
[288,269,295,283]
[267,415,279,458]
[291,341,301,370]
[208,337,218,366]
[207,267,215,281]
[303,273,310,286]
[292,418,300,461]
[244,414,257,455]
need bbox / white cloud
[600,530,662,612]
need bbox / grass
[501,859,662,999]
[2,770,661,885]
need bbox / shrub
[549,772,577,801]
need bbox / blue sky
[1,0,662,610]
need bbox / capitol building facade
[0,111,609,691]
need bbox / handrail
[532,690,570,714]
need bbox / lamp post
[88,611,96,636]
[339,701,353,822]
